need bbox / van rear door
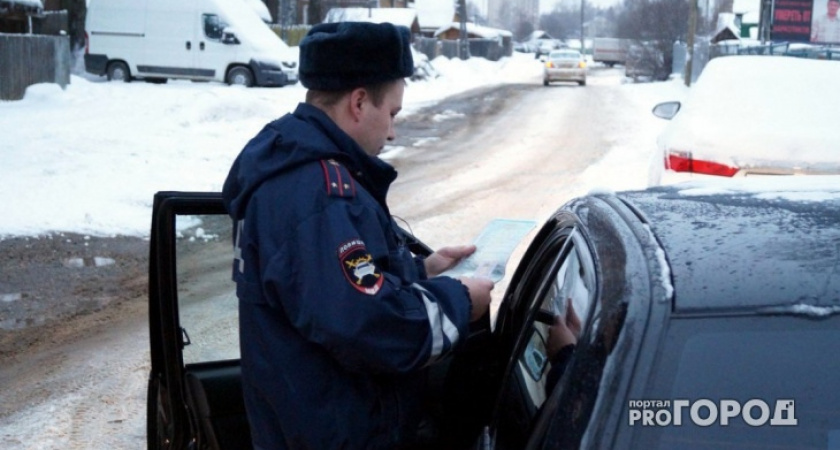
[85,0,146,76]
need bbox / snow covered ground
[0,52,685,239]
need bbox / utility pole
[457,0,470,60]
[685,0,697,86]
[580,0,585,53]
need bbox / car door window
[202,14,228,41]
[536,209,632,450]
[175,214,239,364]
[493,226,597,449]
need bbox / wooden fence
[414,37,513,62]
[0,33,71,101]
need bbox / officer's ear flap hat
[299,21,414,91]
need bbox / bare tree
[467,0,487,24]
[539,10,582,39]
[515,19,536,41]
[264,0,279,23]
[61,0,86,51]
[616,0,689,80]
[539,0,599,40]
[308,0,324,24]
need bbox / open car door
[147,191,251,450]
[146,190,454,450]
[146,189,631,450]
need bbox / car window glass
[176,214,239,364]
[550,51,581,60]
[537,294,628,449]
[537,207,631,449]
[519,234,595,393]
[494,228,597,449]
[634,315,840,449]
[202,14,228,41]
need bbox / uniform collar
[293,103,398,204]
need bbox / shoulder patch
[338,239,383,295]
[320,159,356,198]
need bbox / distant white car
[543,49,587,86]
[648,55,840,186]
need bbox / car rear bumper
[544,68,586,83]
[84,54,108,76]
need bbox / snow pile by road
[0,52,545,239]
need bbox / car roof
[658,56,840,172]
[615,178,840,313]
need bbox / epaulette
[320,159,356,198]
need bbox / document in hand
[442,219,537,282]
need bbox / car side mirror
[221,29,240,45]
[652,101,681,120]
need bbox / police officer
[222,22,494,449]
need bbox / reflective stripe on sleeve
[414,284,460,364]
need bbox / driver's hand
[546,299,581,358]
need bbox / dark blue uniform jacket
[222,103,472,449]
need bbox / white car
[648,55,840,186]
[543,49,587,86]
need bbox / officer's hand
[425,244,476,277]
[458,276,494,322]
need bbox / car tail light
[666,151,738,177]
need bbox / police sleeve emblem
[338,239,383,295]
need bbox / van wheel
[227,67,254,87]
[107,62,131,82]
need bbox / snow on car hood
[658,56,840,171]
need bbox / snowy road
[0,66,675,448]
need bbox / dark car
[147,179,840,450]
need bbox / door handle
[186,41,191,50]
[200,42,205,51]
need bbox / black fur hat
[299,22,414,91]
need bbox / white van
[84,0,298,87]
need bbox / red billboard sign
[770,0,840,44]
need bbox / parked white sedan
[648,55,840,186]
